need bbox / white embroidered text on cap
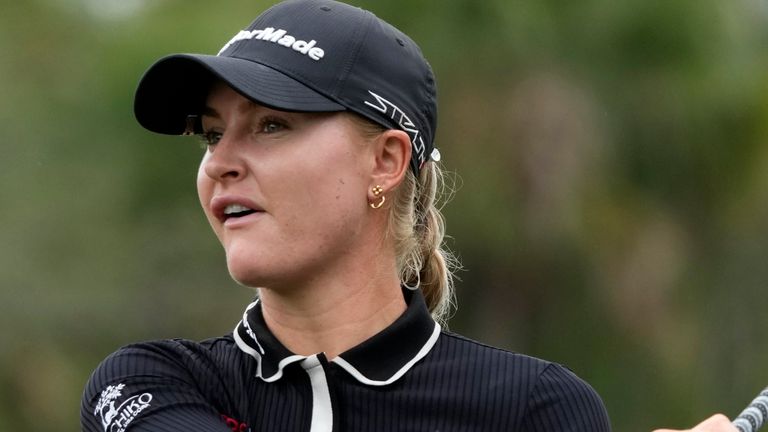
[218,27,325,60]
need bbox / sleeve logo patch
[94,383,153,432]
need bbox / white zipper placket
[301,354,333,432]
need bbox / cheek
[196,164,216,222]
[307,175,367,234]
[196,164,207,197]
[269,169,362,246]
[304,147,368,227]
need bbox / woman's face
[197,83,374,289]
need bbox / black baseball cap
[134,0,440,175]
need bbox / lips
[210,195,264,224]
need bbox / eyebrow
[201,106,220,118]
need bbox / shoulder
[433,331,611,431]
[81,336,246,432]
[434,330,554,378]
[83,336,239,391]
[522,362,611,431]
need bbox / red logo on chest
[221,414,250,432]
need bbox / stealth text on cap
[218,27,325,61]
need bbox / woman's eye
[260,117,287,134]
[199,131,222,147]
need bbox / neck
[258,241,406,359]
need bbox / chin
[228,274,259,288]
[224,248,289,289]
[226,256,264,288]
[221,242,259,283]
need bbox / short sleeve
[522,363,612,432]
[81,341,234,432]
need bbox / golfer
[80,1,737,431]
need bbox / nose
[201,136,245,182]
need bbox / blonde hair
[348,113,457,324]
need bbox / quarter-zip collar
[233,288,441,385]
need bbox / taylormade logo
[218,27,325,61]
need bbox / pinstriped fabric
[82,333,611,431]
[81,292,611,431]
[327,331,610,431]
[522,363,612,431]
[81,337,316,432]
[81,339,235,432]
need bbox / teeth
[224,204,253,215]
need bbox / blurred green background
[2,0,768,430]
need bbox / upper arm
[81,342,234,432]
[521,363,612,432]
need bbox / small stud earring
[370,185,385,209]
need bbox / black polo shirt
[81,289,611,431]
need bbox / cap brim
[134,54,346,135]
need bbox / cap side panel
[325,10,373,98]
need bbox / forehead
[203,82,257,117]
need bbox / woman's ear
[370,129,411,192]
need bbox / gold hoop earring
[370,185,385,209]
[403,271,421,291]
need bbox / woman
[80,1,737,431]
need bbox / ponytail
[347,113,458,324]
[391,162,457,325]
